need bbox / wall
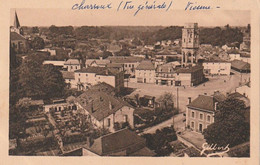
[203,62,231,75]
[135,69,155,84]
[186,107,214,133]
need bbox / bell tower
[181,23,199,66]
[11,11,23,35]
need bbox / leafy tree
[41,64,66,99]
[203,98,250,147]
[102,51,112,59]
[31,36,45,50]
[157,92,174,111]
[32,27,39,34]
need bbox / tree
[32,27,39,34]
[115,47,130,56]
[134,94,140,107]
[41,64,66,99]
[158,92,174,111]
[203,98,250,147]
[31,36,45,50]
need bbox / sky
[10,9,250,27]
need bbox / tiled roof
[136,60,155,70]
[85,128,154,156]
[231,60,250,71]
[176,65,203,73]
[61,71,75,79]
[10,32,26,41]
[187,94,225,111]
[43,60,65,66]
[106,63,124,68]
[107,56,143,63]
[64,59,80,65]
[157,63,176,73]
[85,59,110,66]
[90,82,116,95]
[75,67,121,76]
[76,91,130,121]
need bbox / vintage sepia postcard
[0,0,259,165]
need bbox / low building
[235,82,250,100]
[10,32,29,54]
[43,60,65,70]
[43,99,76,113]
[175,65,204,87]
[202,60,231,75]
[74,67,124,93]
[75,91,135,132]
[85,57,110,68]
[155,63,176,86]
[64,59,81,72]
[229,53,241,61]
[61,71,76,88]
[231,60,250,73]
[186,92,226,133]
[135,60,156,84]
[63,129,155,156]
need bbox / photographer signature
[200,143,230,157]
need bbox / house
[10,32,28,54]
[175,65,204,87]
[229,53,241,61]
[185,92,226,133]
[202,60,231,75]
[75,91,135,132]
[231,60,250,73]
[64,59,81,72]
[90,82,116,96]
[61,71,76,88]
[63,129,155,156]
[43,99,76,113]
[106,63,124,72]
[135,60,156,84]
[39,48,56,56]
[43,60,65,69]
[107,56,144,76]
[155,63,176,86]
[85,57,110,68]
[235,82,250,100]
[140,95,156,108]
[74,67,124,93]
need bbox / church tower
[10,11,23,35]
[181,23,199,66]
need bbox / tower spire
[14,10,20,28]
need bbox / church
[10,11,28,54]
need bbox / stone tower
[181,23,199,66]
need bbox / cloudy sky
[10,8,250,27]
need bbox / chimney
[188,97,191,104]
[204,93,207,95]
[99,56,103,60]
[214,102,218,111]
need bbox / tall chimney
[214,102,218,111]
[91,100,94,113]
[188,97,191,104]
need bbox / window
[78,78,80,82]
[124,115,128,122]
[191,111,195,118]
[86,74,88,77]
[132,64,134,68]
[207,115,211,122]
[76,66,77,69]
[125,64,127,67]
[107,118,111,127]
[79,73,80,76]
[191,121,194,128]
[71,66,73,69]
[200,113,203,120]
[129,64,131,67]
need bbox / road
[126,71,250,113]
[141,113,186,134]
